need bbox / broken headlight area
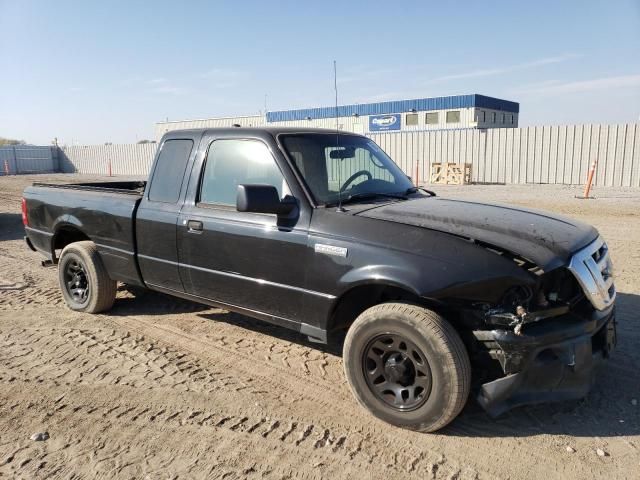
[484,268,585,336]
[460,257,616,416]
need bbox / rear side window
[148,139,194,203]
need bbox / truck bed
[23,182,145,286]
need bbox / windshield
[280,133,414,205]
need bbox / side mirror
[236,184,297,216]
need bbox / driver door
[177,135,312,326]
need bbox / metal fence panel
[547,126,557,183]
[599,125,610,186]
[59,144,157,175]
[558,125,568,184]
[616,124,628,187]
[0,148,17,174]
[0,146,56,175]
[540,126,549,183]
[367,123,640,187]
[573,125,583,184]
[631,123,640,187]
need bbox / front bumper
[474,305,616,416]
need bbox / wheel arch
[326,281,443,343]
[51,223,92,262]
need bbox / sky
[0,0,639,145]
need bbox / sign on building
[369,114,401,132]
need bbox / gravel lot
[1,174,638,479]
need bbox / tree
[137,139,156,144]
[0,137,26,146]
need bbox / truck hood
[356,197,598,271]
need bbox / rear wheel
[343,302,470,432]
[58,241,116,313]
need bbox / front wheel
[58,241,117,313]
[343,303,470,432]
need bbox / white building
[154,94,519,140]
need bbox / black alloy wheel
[63,258,90,305]
[363,333,432,411]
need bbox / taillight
[21,198,29,226]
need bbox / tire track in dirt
[2,304,633,479]
[0,396,354,480]
[1,285,636,479]
[0,326,255,395]
[100,311,628,480]
[0,327,486,480]
[0,245,64,310]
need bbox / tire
[343,302,470,432]
[58,241,117,313]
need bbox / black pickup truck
[23,127,617,432]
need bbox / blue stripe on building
[266,94,519,123]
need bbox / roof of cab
[161,126,365,140]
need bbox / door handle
[186,220,203,232]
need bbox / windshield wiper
[325,189,434,208]
[334,191,408,206]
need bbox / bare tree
[0,137,26,146]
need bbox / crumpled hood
[357,197,598,271]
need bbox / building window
[476,110,485,122]
[491,112,497,123]
[406,113,419,126]
[501,113,506,124]
[425,112,439,124]
[509,114,514,124]
[446,111,460,123]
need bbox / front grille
[568,237,616,311]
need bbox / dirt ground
[0,174,638,480]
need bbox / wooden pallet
[430,162,471,185]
